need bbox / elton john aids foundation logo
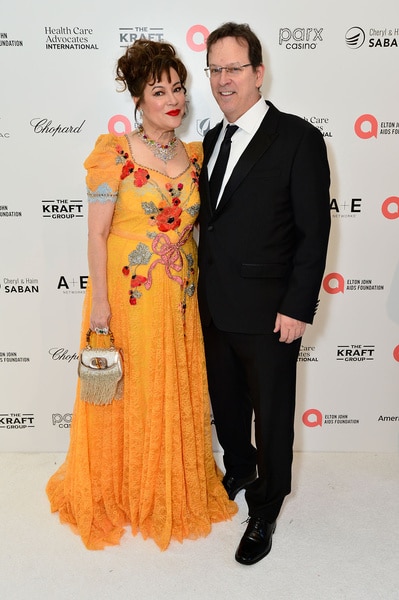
[381,197,399,220]
[354,113,399,139]
[302,409,359,427]
[186,24,208,51]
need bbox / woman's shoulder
[84,133,128,168]
[183,140,203,163]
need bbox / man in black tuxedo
[198,22,331,565]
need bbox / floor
[1,451,398,600]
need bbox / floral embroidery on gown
[46,133,237,550]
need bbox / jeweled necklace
[137,125,178,162]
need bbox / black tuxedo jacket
[198,101,331,334]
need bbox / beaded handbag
[78,329,123,405]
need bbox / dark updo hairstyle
[115,39,187,119]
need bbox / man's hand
[274,313,306,343]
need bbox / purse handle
[85,328,115,350]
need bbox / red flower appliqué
[121,160,135,180]
[155,205,182,232]
[130,274,147,288]
[134,168,150,187]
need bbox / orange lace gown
[46,134,237,550]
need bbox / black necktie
[209,124,238,208]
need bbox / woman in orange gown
[46,39,237,550]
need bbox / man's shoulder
[268,101,320,135]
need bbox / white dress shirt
[208,97,268,207]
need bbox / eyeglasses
[204,63,252,78]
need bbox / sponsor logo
[108,114,133,136]
[57,275,88,294]
[345,27,366,49]
[1,277,39,294]
[378,415,399,422]
[298,345,318,362]
[393,345,399,362]
[323,273,384,294]
[381,196,399,220]
[330,197,362,218]
[0,204,22,218]
[52,413,73,428]
[0,413,35,429]
[354,114,399,139]
[0,117,10,139]
[186,24,208,52]
[30,118,86,136]
[196,118,210,138]
[279,27,324,50]
[0,31,23,47]
[0,351,30,363]
[44,26,99,50]
[336,344,375,361]
[119,26,164,47]
[42,199,84,219]
[302,409,360,427]
[346,26,399,49]
[48,348,79,363]
[303,115,332,138]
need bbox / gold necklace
[137,126,178,162]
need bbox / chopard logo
[30,118,86,136]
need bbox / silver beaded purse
[78,329,123,405]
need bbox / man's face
[208,36,264,122]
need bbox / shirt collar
[223,97,268,135]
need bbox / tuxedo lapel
[200,122,223,215]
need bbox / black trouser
[203,321,301,522]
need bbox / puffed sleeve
[187,140,203,169]
[84,134,122,203]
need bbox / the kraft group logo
[42,199,84,220]
[119,26,165,47]
[0,413,35,429]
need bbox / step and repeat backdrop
[1,1,398,452]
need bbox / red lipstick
[167,110,180,116]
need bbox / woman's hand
[90,298,111,332]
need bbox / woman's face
[135,68,186,135]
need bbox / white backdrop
[1,0,398,453]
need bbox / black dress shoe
[222,471,257,500]
[235,517,276,565]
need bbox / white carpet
[0,451,398,600]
